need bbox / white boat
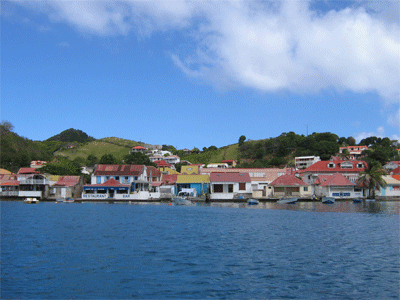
[322,197,335,204]
[277,197,299,204]
[63,197,75,203]
[24,197,39,204]
[247,198,259,205]
[172,192,193,205]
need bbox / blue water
[1,201,399,299]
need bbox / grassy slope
[55,140,131,160]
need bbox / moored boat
[353,198,362,203]
[277,197,299,204]
[247,198,259,205]
[322,197,335,204]
[172,192,192,205]
[64,197,75,203]
[24,197,39,204]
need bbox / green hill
[55,140,132,161]
[46,128,95,143]
[0,122,53,172]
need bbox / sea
[1,200,399,299]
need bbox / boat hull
[24,198,39,204]
[277,197,299,204]
[322,197,335,204]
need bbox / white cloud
[9,0,400,103]
[387,107,400,128]
[58,41,70,47]
[354,126,400,143]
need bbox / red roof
[222,160,234,163]
[392,175,400,181]
[301,160,366,173]
[269,174,307,186]
[146,166,162,177]
[210,172,251,183]
[319,173,355,187]
[154,160,171,167]
[162,174,178,185]
[94,165,144,176]
[85,178,130,188]
[132,146,146,150]
[17,168,40,174]
[392,166,400,175]
[53,176,81,187]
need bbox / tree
[358,162,387,199]
[238,135,246,147]
[99,153,117,164]
[339,148,351,160]
[123,152,155,166]
[347,136,356,146]
[86,154,98,167]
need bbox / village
[1,145,400,203]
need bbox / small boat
[172,192,192,205]
[24,197,39,204]
[353,198,362,203]
[277,197,299,204]
[63,197,75,203]
[322,197,335,204]
[247,198,259,205]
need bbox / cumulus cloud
[9,0,400,103]
[354,126,399,143]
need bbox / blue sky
[2,0,399,149]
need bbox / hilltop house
[210,172,251,200]
[338,146,368,160]
[131,146,147,153]
[82,164,160,200]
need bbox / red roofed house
[82,164,160,200]
[131,145,147,153]
[301,160,366,185]
[268,174,312,198]
[210,172,251,200]
[17,168,50,199]
[338,146,368,160]
[51,176,83,199]
[314,173,364,199]
[0,174,20,197]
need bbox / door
[61,188,66,198]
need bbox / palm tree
[358,162,387,198]
[339,148,351,160]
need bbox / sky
[2,0,399,150]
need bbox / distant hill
[46,128,95,143]
[0,122,53,172]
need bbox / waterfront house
[201,167,288,194]
[210,172,251,200]
[17,168,50,199]
[313,173,364,199]
[50,176,83,199]
[267,174,312,198]
[376,175,400,197]
[0,174,20,197]
[300,160,366,185]
[176,174,210,196]
[82,164,160,200]
[159,174,178,198]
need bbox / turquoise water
[1,201,399,299]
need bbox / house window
[357,163,364,168]
[304,187,308,191]
[115,176,119,181]
[228,184,233,193]
[97,176,101,184]
[239,183,246,191]
[124,176,129,183]
[214,184,223,193]
[105,176,110,181]
[328,163,335,168]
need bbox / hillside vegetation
[46,128,95,143]
[55,140,131,161]
[1,122,399,174]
